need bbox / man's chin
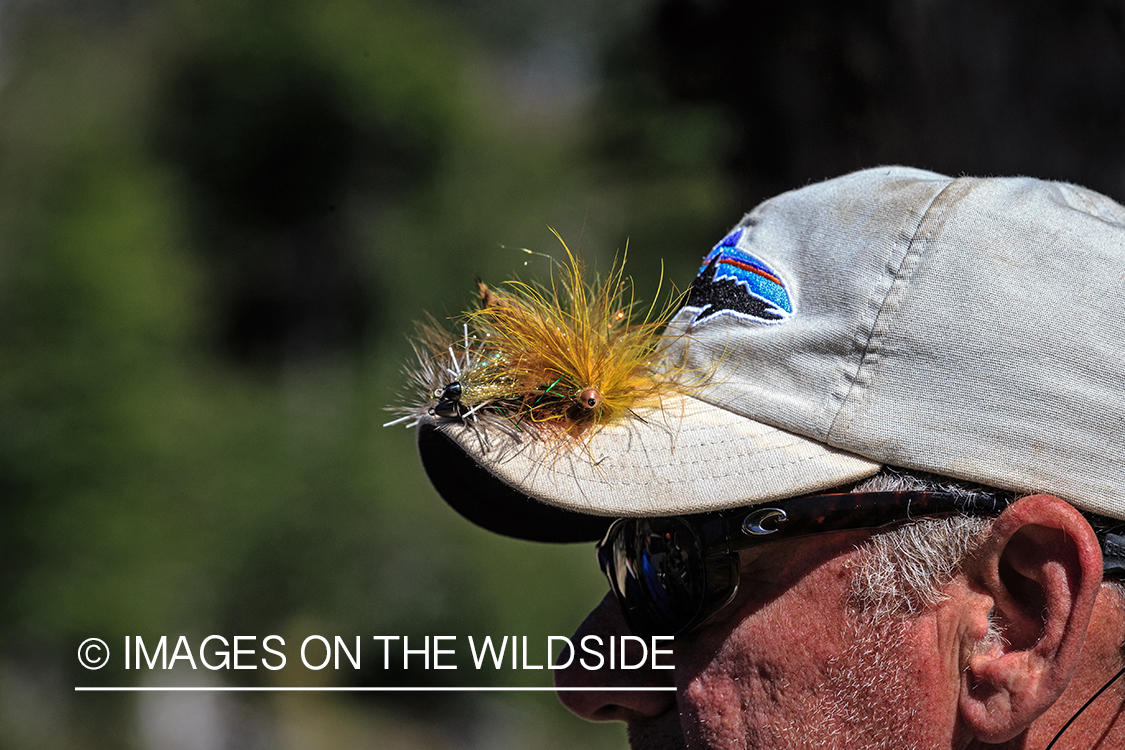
[627,710,688,750]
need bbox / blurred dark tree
[599,0,1125,209]
[162,56,364,227]
[153,8,456,368]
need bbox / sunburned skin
[558,530,964,750]
[556,498,1125,750]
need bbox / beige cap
[418,166,1125,539]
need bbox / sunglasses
[596,490,1010,639]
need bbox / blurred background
[0,0,1122,747]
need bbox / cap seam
[826,176,966,447]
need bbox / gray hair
[847,468,999,617]
[849,468,1125,620]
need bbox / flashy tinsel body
[386,237,690,446]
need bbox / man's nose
[554,593,677,721]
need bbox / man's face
[557,530,965,750]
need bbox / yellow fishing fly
[386,235,690,445]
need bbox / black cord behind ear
[1042,665,1125,750]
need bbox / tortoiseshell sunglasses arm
[691,491,1012,555]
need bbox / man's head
[554,469,1124,749]
[407,167,1125,748]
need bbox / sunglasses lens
[600,518,706,637]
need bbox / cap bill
[418,391,880,537]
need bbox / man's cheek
[679,672,755,749]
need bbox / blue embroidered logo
[680,228,793,326]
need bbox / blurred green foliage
[0,0,730,747]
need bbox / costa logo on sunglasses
[680,227,793,327]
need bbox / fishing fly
[385,234,691,448]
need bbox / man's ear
[959,494,1103,743]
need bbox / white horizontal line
[74,686,676,692]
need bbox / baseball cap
[414,166,1125,541]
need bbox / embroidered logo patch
[680,228,793,326]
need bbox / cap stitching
[826,176,966,447]
[539,449,847,488]
[523,433,853,488]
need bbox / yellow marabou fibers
[387,234,690,445]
